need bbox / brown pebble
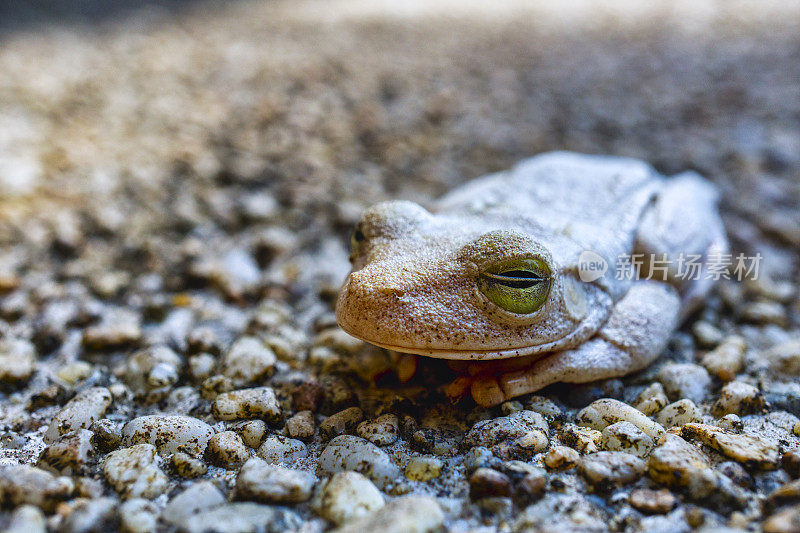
[515,472,546,505]
[769,479,800,504]
[544,446,580,470]
[286,410,316,441]
[629,488,677,514]
[292,381,325,412]
[783,450,800,479]
[319,407,364,441]
[764,505,800,533]
[469,468,511,500]
[319,375,357,414]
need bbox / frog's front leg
[471,281,680,407]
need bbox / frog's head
[336,200,612,360]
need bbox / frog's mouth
[337,325,555,361]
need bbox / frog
[336,152,728,407]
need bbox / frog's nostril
[379,287,405,298]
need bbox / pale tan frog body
[336,152,727,406]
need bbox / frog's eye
[350,226,367,251]
[351,227,366,248]
[478,257,552,314]
[349,226,366,261]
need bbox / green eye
[350,227,365,249]
[348,227,367,263]
[478,257,552,314]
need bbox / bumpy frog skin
[336,152,728,406]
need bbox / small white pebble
[601,422,654,459]
[405,456,443,481]
[656,399,702,429]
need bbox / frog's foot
[471,281,681,407]
[443,375,473,401]
[387,351,419,383]
[444,374,507,406]
[441,355,542,405]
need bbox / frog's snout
[343,269,410,301]
[335,267,417,341]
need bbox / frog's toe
[498,369,540,400]
[470,376,505,407]
[443,375,472,401]
[396,353,418,383]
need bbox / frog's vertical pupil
[354,229,365,242]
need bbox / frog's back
[436,152,662,264]
[438,152,658,226]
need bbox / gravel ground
[1,1,799,531]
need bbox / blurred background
[0,0,798,307]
